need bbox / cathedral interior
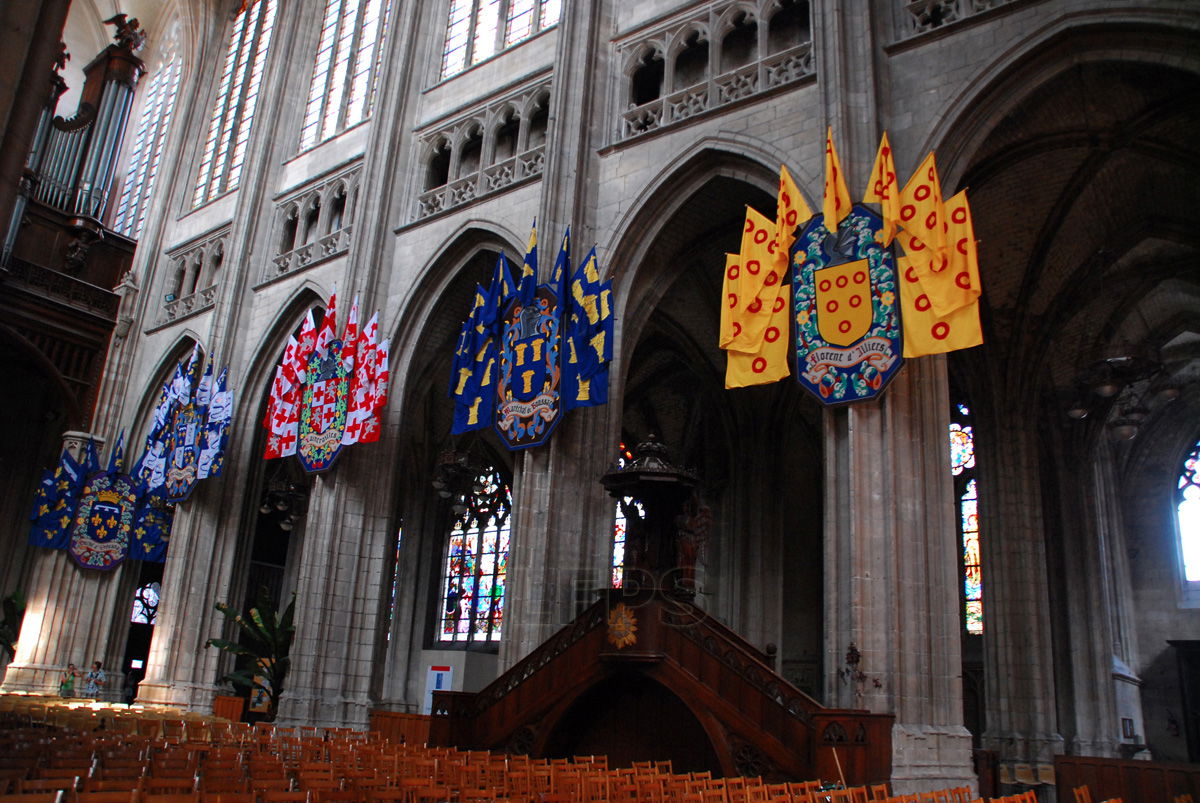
[0,0,1199,796]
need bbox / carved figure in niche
[674,492,711,589]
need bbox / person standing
[58,663,78,697]
[82,660,105,698]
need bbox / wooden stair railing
[431,588,892,784]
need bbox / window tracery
[192,0,279,207]
[114,24,181,239]
[1179,439,1200,582]
[300,0,391,149]
[950,403,982,635]
[438,466,511,644]
[130,581,161,625]
[441,0,560,79]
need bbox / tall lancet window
[1178,439,1200,581]
[192,0,279,207]
[440,0,561,79]
[437,466,510,643]
[299,0,392,149]
[950,403,983,635]
[113,25,181,239]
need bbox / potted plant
[205,587,295,722]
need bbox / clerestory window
[192,0,279,207]
[440,0,561,79]
[299,0,392,149]
[1178,438,1200,582]
[113,25,181,239]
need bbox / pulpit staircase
[430,438,892,784]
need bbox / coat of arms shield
[163,403,199,502]
[792,204,903,404]
[298,340,350,472]
[495,287,561,450]
[69,472,139,570]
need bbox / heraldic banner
[26,345,235,568]
[719,129,985,403]
[263,292,390,472]
[793,204,903,403]
[449,224,614,450]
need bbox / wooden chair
[142,778,197,795]
[32,771,87,783]
[364,791,409,803]
[200,794,255,803]
[142,795,202,803]
[19,779,79,795]
[293,780,339,795]
[74,792,138,803]
[308,791,358,803]
[80,779,140,794]
[196,779,247,794]
[1073,787,1093,803]
[0,794,64,803]
[261,792,308,803]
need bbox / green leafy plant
[205,587,295,721]
[0,591,26,662]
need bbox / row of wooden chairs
[0,700,1036,803]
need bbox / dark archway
[541,672,722,773]
[617,159,824,688]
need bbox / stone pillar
[977,404,1064,780]
[498,0,615,669]
[135,486,241,712]
[1,431,132,699]
[274,449,394,728]
[823,358,976,792]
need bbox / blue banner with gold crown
[68,470,141,570]
[792,204,903,404]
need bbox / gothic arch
[602,142,823,651]
[127,333,204,440]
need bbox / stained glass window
[131,581,161,625]
[437,466,510,643]
[113,24,181,239]
[610,443,641,588]
[440,0,560,79]
[612,497,644,588]
[299,0,391,150]
[951,404,982,635]
[387,525,402,641]
[192,0,278,207]
[1178,439,1200,581]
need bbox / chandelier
[1065,346,1182,440]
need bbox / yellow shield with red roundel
[814,259,872,346]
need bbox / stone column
[135,497,232,710]
[274,447,394,729]
[823,358,976,792]
[1,431,131,699]
[498,0,615,669]
[977,404,1064,780]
